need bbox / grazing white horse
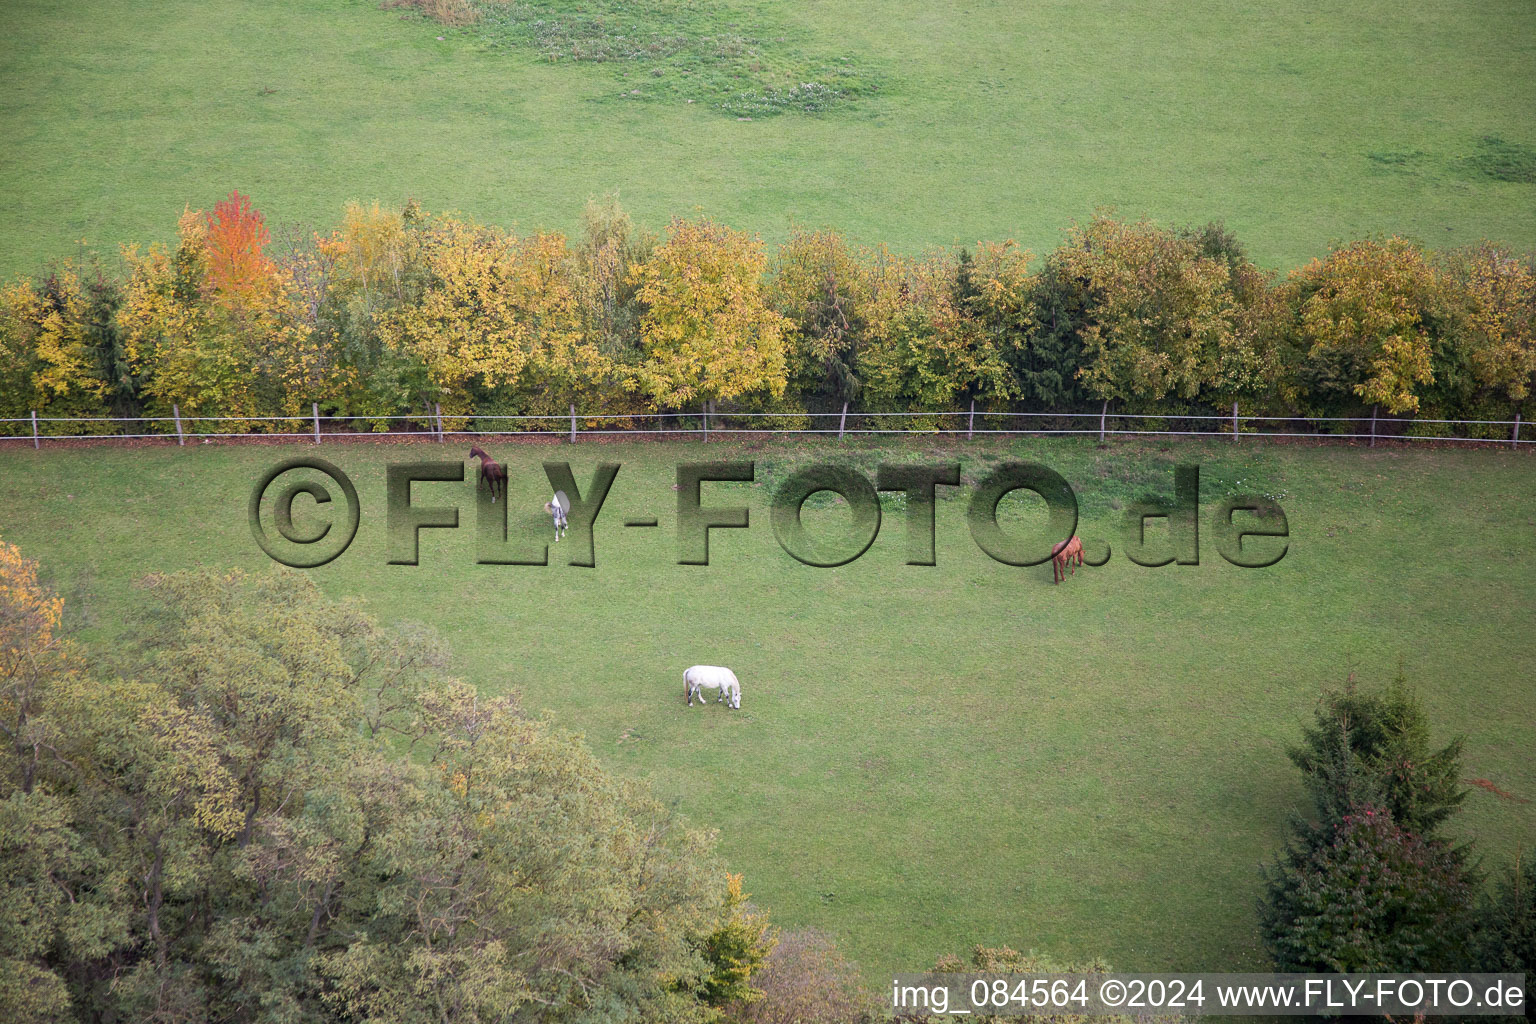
[543,491,569,541]
[684,665,740,709]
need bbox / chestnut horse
[1052,536,1083,583]
[468,445,506,502]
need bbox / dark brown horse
[469,445,506,502]
[1051,536,1083,583]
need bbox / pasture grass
[2,0,1535,279]
[2,434,1533,978]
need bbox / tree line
[2,194,1532,437]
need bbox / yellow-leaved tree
[0,271,107,424]
[1283,237,1441,415]
[1439,242,1536,405]
[379,217,604,419]
[952,240,1036,407]
[117,210,257,421]
[855,242,1034,422]
[855,248,967,418]
[628,217,789,410]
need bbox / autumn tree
[952,241,1036,407]
[573,193,653,372]
[1049,213,1235,408]
[0,277,95,423]
[1282,237,1442,416]
[203,190,278,305]
[855,248,978,417]
[120,197,323,422]
[0,537,71,796]
[770,227,872,407]
[118,211,257,421]
[0,558,737,1024]
[697,873,776,1009]
[1436,243,1536,412]
[1181,221,1285,409]
[0,539,123,1023]
[328,200,411,310]
[628,217,790,410]
[309,199,433,423]
[379,216,607,418]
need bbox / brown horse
[468,445,506,502]
[1051,536,1083,583]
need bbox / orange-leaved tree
[203,190,277,306]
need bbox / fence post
[702,403,708,442]
[1232,401,1239,442]
[434,402,444,442]
[570,403,577,443]
[312,402,321,444]
[1514,411,1521,448]
[838,401,848,440]
[968,398,975,440]
[1369,404,1377,448]
[31,410,39,449]
[1099,400,1108,445]
[173,404,184,446]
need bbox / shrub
[381,0,479,28]
[730,928,875,1024]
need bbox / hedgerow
[1,194,1532,436]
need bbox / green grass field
[2,0,1534,279]
[2,436,1532,977]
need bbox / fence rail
[0,404,1528,447]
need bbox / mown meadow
[1,0,1534,278]
[1,435,1532,978]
